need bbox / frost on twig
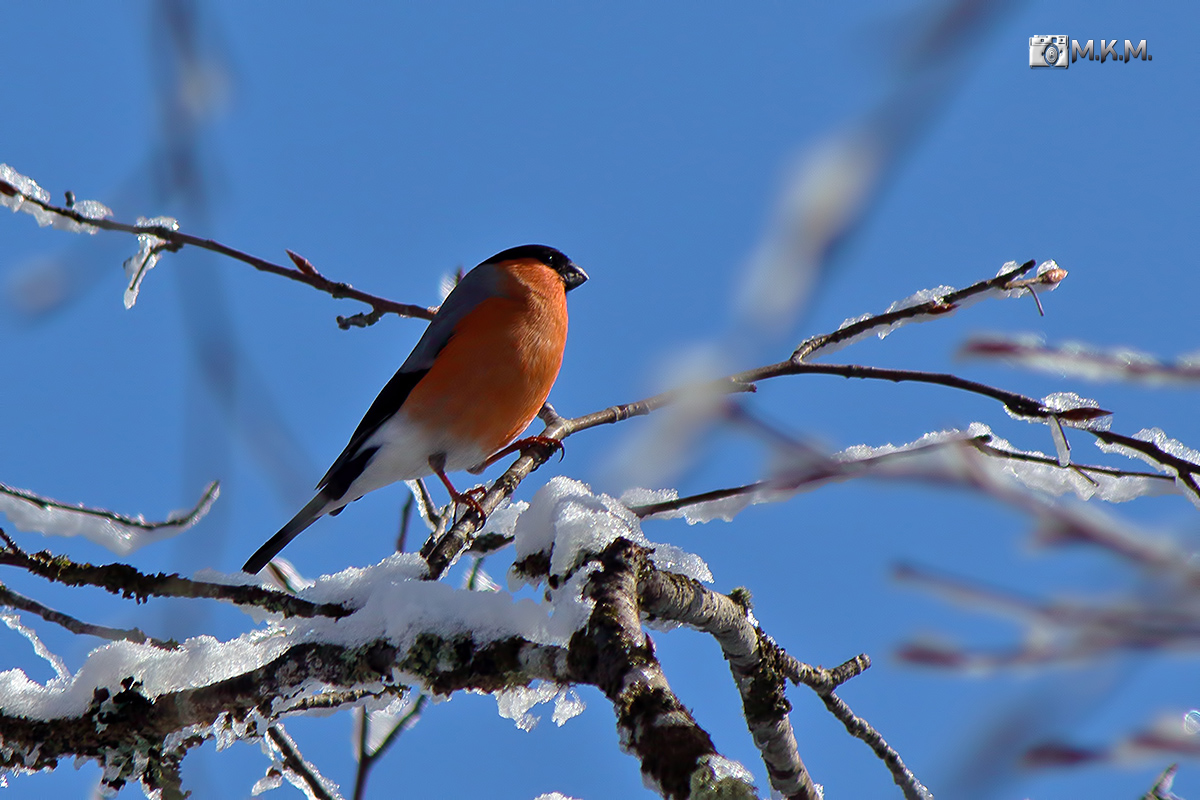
[266,725,345,800]
[888,445,1200,674]
[0,480,219,556]
[627,424,1176,525]
[793,258,1065,361]
[0,164,111,234]
[964,334,1200,385]
[0,163,435,322]
[1093,428,1200,509]
[122,215,180,308]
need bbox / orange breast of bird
[402,259,570,464]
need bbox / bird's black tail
[242,493,333,574]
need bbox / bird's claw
[451,486,488,522]
[511,435,565,462]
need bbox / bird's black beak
[561,262,588,292]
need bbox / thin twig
[395,491,415,553]
[0,530,349,619]
[0,179,436,324]
[267,725,344,800]
[0,580,176,649]
[820,692,930,800]
[352,694,427,800]
[964,336,1200,385]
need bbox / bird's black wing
[315,367,427,493]
[314,262,503,495]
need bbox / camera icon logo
[1030,35,1069,68]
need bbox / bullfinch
[242,244,587,574]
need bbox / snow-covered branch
[964,335,1200,385]
[0,480,218,556]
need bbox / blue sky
[2,2,1198,798]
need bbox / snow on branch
[0,164,435,325]
[870,448,1200,675]
[0,480,219,555]
[964,334,1200,385]
[0,486,770,798]
[626,424,1177,525]
[0,477,933,800]
[1092,428,1200,509]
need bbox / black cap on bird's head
[485,244,588,292]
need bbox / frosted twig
[266,725,344,800]
[0,580,175,649]
[351,694,427,800]
[792,258,1054,361]
[625,434,1171,520]
[0,628,570,794]
[964,335,1200,385]
[0,479,218,542]
[0,530,349,619]
[0,174,436,325]
[894,562,1200,668]
[1024,732,1190,786]
[1091,429,1200,502]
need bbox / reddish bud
[0,180,16,197]
[286,249,318,276]
[1055,407,1112,422]
[1038,267,1068,285]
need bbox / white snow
[964,335,1197,384]
[0,481,218,556]
[49,198,113,234]
[510,477,713,585]
[250,769,283,796]
[0,164,54,227]
[495,682,585,731]
[0,473,719,791]
[2,613,69,682]
[0,164,112,234]
[122,216,179,309]
[1095,428,1200,509]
